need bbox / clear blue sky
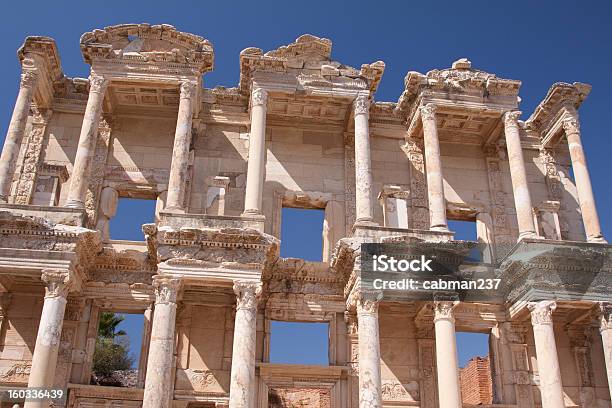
[2,0,609,373]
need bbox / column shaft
[24,270,72,408]
[229,281,261,408]
[354,94,375,225]
[143,276,182,408]
[421,104,448,231]
[503,111,537,240]
[598,303,612,401]
[433,301,462,408]
[0,69,38,202]
[166,81,196,211]
[357,294,382,408]
[243,88,267,216]
[563,117,605,242]
[65,74,108,209]
[529,301,564,408]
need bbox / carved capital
[233,280,262,311]
[20,70,38,90]
[180,80,198,100]
[88,73,108,94]
[433,300,458,323]
[420,103,437,122]
[528,300,556,326]
[353,94,370,116]
[502,110,522,128]
[597,302,612,332]
[153,275,182,305]
[562,116,580,135]
[41,269,73,299]
[251,87,268,107]
[355,290,381,316]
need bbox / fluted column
[503,111,537,240]
[562,116,605,242]
[243,88,267,216]
[166,80,197,212]
[598,303,612,401]
[0,64,38,202]
[356,291,382,408]
[528,301,564,408]
[143,276,182,408]
[65,73,108,209]
[421,104,448,231]
[433,300,462,408]
[354,93,375,225]
[229,281,261,408]
[24,269,73,408]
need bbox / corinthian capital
[153,275,182,305]
[433,300,459,323]
[233,280,262,311]
[180,80,198,100]
[41,269,73,299]
[20,70,38,90]
[251,87,268,107]
[502,110,522,127]
[528,300,556,326]
[562,116,580,135]
[88,73,108,94]
[598,302,612,332]
[353,93,370,116]
[419,104,437,122]
[355,290,381,316]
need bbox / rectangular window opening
[456,331,493,405]
[91,311,147,388]
[280,207,325,262]
[269,320,329,366]
[109,197,157,241]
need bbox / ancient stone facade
[0,24,610,408]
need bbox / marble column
[229,281,261,408]
[356,291,382,408]
[0,65,38,202]
[354,93,375,225]
[562,116,606,243]
[243,88,267,216]
[433,300,462,408]
[143,276,182,408]
[65,73,108,209]
[528,300,564,408]
[24,269,73,408]
[420,104,448,231]
[598,302,612,401]
[166,80,197,212]
[503,111,537,240]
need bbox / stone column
[243,88,267,216]
[166,80,197,212]
[65,73,108,209]
[598,302,612,401]
[562,117,605,242]
[354,93,375,225]
[528,300,564,408]
[143,276,182,408]
[229,281,261,408]
[356,291,382,408]
[503,111,537,240]
[433,300,461,408]
[24,269,73,408]
[0,66,38,202]
[421,104,448,231]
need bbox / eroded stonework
[0,23,610,408]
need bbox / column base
[354,218,378,227]
[0,195,7,204]
[164,206,186,214]
[430,225,450,233]
[242,208,263,217]
[65,199,85,209]
[517,231,542,242]
[587,236,608,244]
